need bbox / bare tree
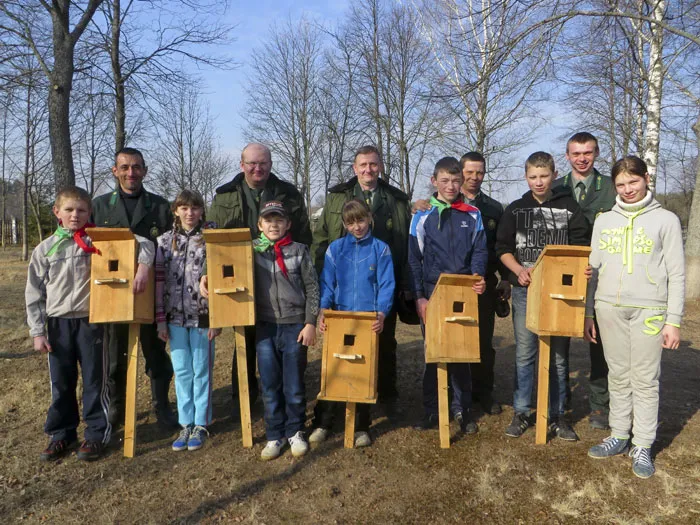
[0,0,105,192]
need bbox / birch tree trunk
[684,113,700,299]
[642,0,664,190]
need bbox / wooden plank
[535,336,551,445]
[438,363,450,449]
[344,402,356,449]
[85,227,135,242]
[235,327,253,448]
[123,323,140,458]
[323,310,377,320]
[206,242,255,328]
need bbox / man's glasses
[243,161,270,168]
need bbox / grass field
[1,247,699,523]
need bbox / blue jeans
[256,322,308,440]
[511,286,568,418]
[168,325,214,427]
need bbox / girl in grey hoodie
[584,156,684,479]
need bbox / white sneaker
[288,431,309,457]
[260,438,287,461]
[354,431,372,448]
[308,427,329,444]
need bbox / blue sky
[200,0,573,203]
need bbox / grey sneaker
[354,431,372,448]
[588,436,629,458]
[505,413,530,438]
[261,438,287,460]
[308,427,329,444]
[288,431,309,457]
[630,445,655,479]
[550,418,579,441]
[454,411,478,434]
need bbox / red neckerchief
[274,234,293,278]
[71,222,101,255]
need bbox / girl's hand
[298,323,316,346]
[157,322,169,342]
[584,265,593,280]
[662,325,680,350]
[133,263,150,294]
[199,275,209,298]
[33,335,52,353]
[317,311,326,333]
[416,298,428,324]
[472,275,486,295]
[371,312,386,333]
[208,328,222,341]
[517,266,531,287]
[583,318,597,343]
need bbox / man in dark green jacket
[553,132,616,430]
[92,147,177,428]
[311,145,411,437]
[207,143,312,412]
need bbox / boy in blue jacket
[409,157,488,434]
[309,199,395,448]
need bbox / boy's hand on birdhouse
[133,263,150,294]
[372,312,386,333]
[472,275,486,295]
[298,323,316,346]
[416,298,428,324]
[517,266,532,287]
[199,275,209,298]
[584,265,593,280]
[157,322,169,342]
[662,324,680,350]
[583,317,597,344]
[33,335,52,353]
[208,328,222,341]
[317,311,326,332]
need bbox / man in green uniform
[207,143,312,413]
[553,132,616,430]
[309,145,411,441]
[92,147,177,428]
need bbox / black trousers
[107,322,173,408]
[471,283,497,399]
[45,318,110,443]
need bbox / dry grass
[2,250,700,523]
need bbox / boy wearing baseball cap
[254,201,320,460]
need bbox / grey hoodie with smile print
[585,191,685,326]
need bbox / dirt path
[1,248,699,523]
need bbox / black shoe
[108,402,124,428]
[40,440,74,462]
[151,378,179,429]
[77,440,104,461]
[505,413,530,438]
[550,418,579,441]
[414,414,439,430]
[480,395,502,416]
[455,411,478,434]
[589,410,610,430]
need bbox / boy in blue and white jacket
[309,199,395,448]
[409,157,488,434]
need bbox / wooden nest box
[202,228,255,328]
[318,310,379,404]
[525,245,592,338]
[87,228,154,324]
[425,274,481,363]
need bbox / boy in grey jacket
[26,187,154,462]
[253,201,319,461]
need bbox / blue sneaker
[630,445,655,479]
[187,425,209,451]
[588,436,629,458]
[172,426,191,451]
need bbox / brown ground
[1,247,699,524]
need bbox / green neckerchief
[46,226,74,257]
[253,232,274,253]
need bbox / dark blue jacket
[408,200,488,300]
